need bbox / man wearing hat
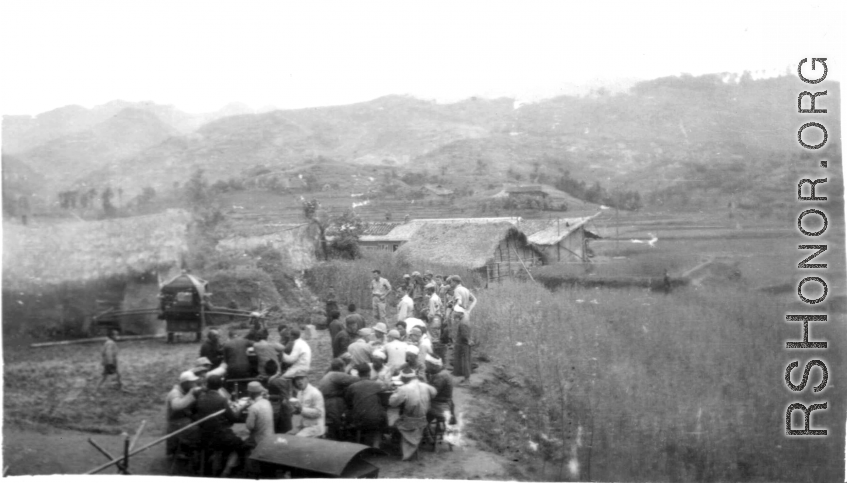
[370,270,392,323]
[384,330,408,371]
[388,368,437,460]
[370,322,388,348]
[192,357,213,385]
[344,364,388,448]
[194,374,247,477]
[165,370,202,457]
[348,328,375,367]
[370,349,392,388]
[425,355,455,423]
[395,345,427,382]
[282,328,312,378]
[290,370,326,438]
[245,381,275,448]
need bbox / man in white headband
[394,345,426,382]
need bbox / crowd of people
[150,268,478,476]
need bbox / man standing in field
[165,371,201,457]
[396,292,415,323]
[370,270,392,322]
[328,310,345,342]
[97,329,123,390]
[448,276,477,315]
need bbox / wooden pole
[31,334,166,349]
[88,438,130,474]
[129,420,146,451]
[512,247,536,282]
[122,432,130,475]
[84,409,225,475]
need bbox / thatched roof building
[395,221,542,283]
[3,209,192,291]
[522,214,601,264]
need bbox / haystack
[3,209,192,291]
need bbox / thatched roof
[395,222,529,269]
[524,214,601,246]
[3,209,192,291]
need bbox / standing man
[200,329,224,372]
[425,283,443,336]
[328,310,345,342]
[97,329,122,390]
[448,275,477,314]
[425,356,455,423]
[282,328,312,378]
[452,306,473,386]
[290,370,326,438]
[396,291,415,323]
[332,319,357,359]
[325,286,339,328]
[409,272,426,317]
[345,303,366,332]
[370,270,392,323]
[409,327,432,365]
[245,381,275,448]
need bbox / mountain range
[2,73,842,212]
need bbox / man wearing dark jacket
[344,364,388,448]
[195,375,248,477]
[222,333,253,380]
[200,329,224,369]
[332,319,357,359]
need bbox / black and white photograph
[1,1,846,481]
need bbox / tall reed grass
[472,280,843,482]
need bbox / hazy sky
[1,0,845,115]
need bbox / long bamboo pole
[512,247,536,282]
[31,334,166,349]
[88,438,130,474]
[129,420,147,451]
[84,409,225,475]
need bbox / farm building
[2,209,194,336]
[521,214,602,264]
[342,217,523,253]
[394,221,543,284]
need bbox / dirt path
[3,364,518,479]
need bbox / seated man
[388,368,436,461]
[290,370,326,438]
[165,371,201,458]
[316,360,360,440]
[424,355,455,423]
[245,381,275,448]
[344,364,388,448]
[266,360,294,434]
[393,345,427,382]
[195,375,249,477]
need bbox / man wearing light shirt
[370,270,392,322]
[282,328,312,378]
